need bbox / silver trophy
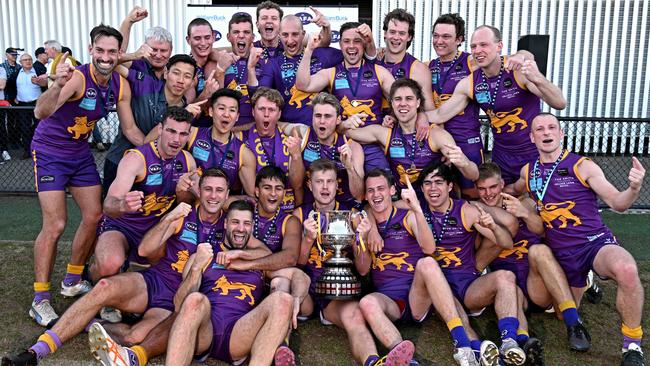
[315,210,362,299]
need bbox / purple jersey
[253,209,293,253]
[372,208,423,295]
[430,52,482,147]
[188,128,245,188]
[223,57,263,125]
[256,47,343,124]
[490,217,541,270]
[524,150,613,251]
[470,57,539,155]
[148,206,225,289]
[253,40,284,62]
[376,52,418,114]
[32,64,124,156]
[110,142,192,233]
[385,126,443,189]
[301,129,355,204]
[423,199,478,273]
[244,127,295,212]
[329,61,384,125]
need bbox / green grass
[0,196,648,365]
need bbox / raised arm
[425,76,472,125]
[402,179,435,254]
[138,202,192,261]
[295,34,332,92]
[411,61,437,113]
[501,194,544,236]
[341,123,389,148]
[34,53,83,119]
[173,243,213,310]
[341,140,365,201]
[103,151,145,218]
[470,204,513,249]
[580,156,645,212]
[517,60,566,110]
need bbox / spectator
[44,40,78,87]
[0,66,9,161]
[33,47,49,80]
[3,47,23,150]
[13,53,44,159]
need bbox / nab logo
[185,222,198,232]
[213,30,222,42]
[331,31,341,43]
[149,163,162,174]
[196,139,210,150]
[295,12,313,25]
[307,141,320,151]
[475,82,489,92]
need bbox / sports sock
[33,282,51,303]
[29,330,61,360]
[622,324,643,350]
[84,318,104,333]
[558,300,580,327]
[63,263,84,286]
[363,355,380,366]
[131,345,147,366]
[516,329,529,346]
[498,317,519,342]
[470,340,482,361]
[447,317,471,348]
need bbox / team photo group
[1,2,646,366]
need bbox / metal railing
[0,106,648,208]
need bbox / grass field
[0,196,649,365]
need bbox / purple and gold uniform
[140,206,225,311]
[253,40,283,63]
[253,209,293,253]
[201,245,265,363]
[376,52,418,115]
[97,141,192,263]
[190,60,214,128]
[423,199,480,302]
[244,127,295,212]
[470,57,540,184]
[255,48,343,124]
[430,52,483,189]
[31,64,124,191]
[301,129,356,205]
[372,207,424,317]
[330,61,388,172]
[524,150,616,287]
[187,128,245,188]
[294,201,354,305]
[384,126,443,189]
[223,58,263,125]
[489,218,541,297]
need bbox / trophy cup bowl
[315,210,362,299]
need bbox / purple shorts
[443,270,480,304]
[32,149,100,192]
[363,143,390,173]
[208,312,238,363]
[96,216,148,264]
[553,234,618,288]
[490,261,530,299]
[491,148,539,185]
[457,142,484,189]
[140,269,176,312]
[377,279,414,322]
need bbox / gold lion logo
[371,252,414,272]
[227,79,249,97]
[488,107,527,133]
[396,164,419,186]
[212,275,257,305]
[308,246,333,269]
[433,92,452,109]
[539,201,582,229]
[433,247,463,268]
[67,116,96,139]
[340,96,377,121]
[142,192,174,217]
[171,250,190,273]
[288,85,315,108]
[498,240,528,260]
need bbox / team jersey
[187,128,245,188]
[223,56,263,125]
[329,61,384,125]
[384,126,443,189]
[252,208,293,253]
[524,150,613,251]
[32,63,124,155]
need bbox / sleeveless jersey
[491,216,541,270]
[329,61,384,125]
[32,63,124,155]
[253,209,293,253]
[372,208,423,293]
[470,57,539,154]
[423,199,478,273]
[188,128,245,188]
[376,52,418,114]
[524,150,613,251]
[110,142,192,233]
[253,40,284,63]
[223,57,263,125]
[429,52,482,146]
[385,126,443,189]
